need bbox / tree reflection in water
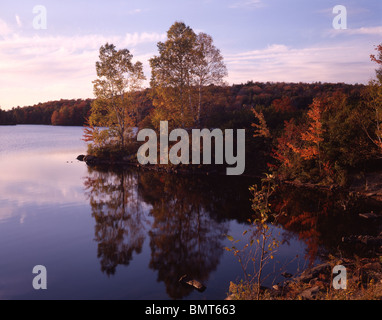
[140,173,229,299]
[84,165,382,298]
[272,184,382,264]
[84,167,149,276]
[84,166,253,298]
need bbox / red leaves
[370,44,382,65]
[271,96,296,113]
[272,99,325,175]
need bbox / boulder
[179,274,206,292]
[83,155,100,166]
[299,286,320,300]
[77,154,86,161]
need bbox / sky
[0,0,381,110]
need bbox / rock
[179,274,206,292]
[272,284,280,291]
[83,155,101,166]
[77,155,86,161]
[299,286,320,300]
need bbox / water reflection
[84,165,382,299]
[84,166,254,298]
[84,168,149,276]
[272,185,382,262]
[141,173,229,299]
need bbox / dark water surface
[1,125,377,300]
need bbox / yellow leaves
[226,235,234,241]
[252,109,271,139]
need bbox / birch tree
[88,43,145,148]
[150,22,227,128]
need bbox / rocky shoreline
[252,255,382,300]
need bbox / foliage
[149,22,227,129]
[88,43,145,149]
[225,174,281,300]
[358,46,382,154]
[0,99,92,126]
[252,109,270,139]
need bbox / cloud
[340,26,382,36]
[127,8,142,15]
[15,15,22,28]
[0,19,12,37]
[0,31,165,108]
[229,0,263,9]
[225,41,376,85]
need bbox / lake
[1,125,377,300]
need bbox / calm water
[2,125,375,300]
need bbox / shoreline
[77,153,382,199]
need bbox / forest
[0,81,363,128]
[0,98,92,126]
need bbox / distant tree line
[1,80,363,129]
[0,81,364,130]
[0,99,93,126]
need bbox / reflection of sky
[0,126,88,224]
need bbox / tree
[150,22,227,128]
[150,22,197,128]
[271,96,296,113]
[272,119,303,179]
[361,44,382,153]
[194,32,227,126]
[370,44,382,83]
[298,99,325,171]
[88,43,145,148]
[252,109,270,139]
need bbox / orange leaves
[298,99,325,161]
[83,125,95,143]
[272,99,325,177]
[272,119,301,170]
[252,109,271,139]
